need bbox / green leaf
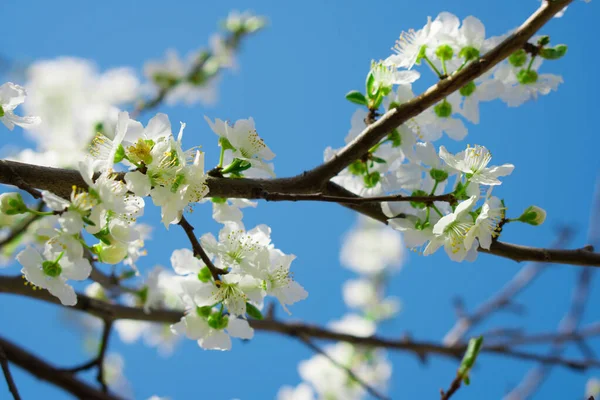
[348,160,366,176]
[196,306,213,318]
[370,156,387,164]
[221,158,252,175]
[537,35,551,47]
[365,72,375,97]
[246,303,264,320]
[120,270,137,280]
[539,44,567,60]
[458,335,484,385]
[197,267,212,282]
[363,172,380,188]
[387,129,402,147]
[113,144,126,164]
[82,216,96,226]
[345,90,368,106]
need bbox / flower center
[42,260,62,277]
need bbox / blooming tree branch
[1,275,599,371]
[0,1,595,398]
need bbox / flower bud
[96,243,129,265]
[508,49,527,67]
[197,267,212,283]
[0,193,27,215]
[349,160,366,176]
[207,313,229,330]
[459,81,476,97]
[363,172,380,188]
[518,205,546,226]
[435,45,454,61]
[196,306,213,318]
[430,168,449,182]
[459,46,480,61]
[434,100,452,118]
[517,69,539,85]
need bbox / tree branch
[0,334,123,400]
[440,373,462,400]
[296,0,573,187]
[297,334,390,400]
[259,191,456,205]
[178,216,227,281]
[1,275,599,371]
[2,159,599,267]
[0,343,21,400]
[131,26,254,118]
[504,178,600,400]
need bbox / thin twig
[504,178,600,400]
[0,334,122,400]
[504,269,593,400]
[259,191,456,205]
[131,30,250,118]
[297,334,390,400]
[178,216,227,281]
[440,374,462,400]
[96,320,113,393]
[61,320,114,393]
[443,228,574,345]
[0,343,21,400]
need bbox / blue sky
[0,0,598,399]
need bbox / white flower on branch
[205,116,276,177]
[0,82,40,131]
[17,246,91,306]
[171,305,254,351]
[439,144,514,186]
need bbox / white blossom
[17,246,91,306]
[0,82,40,130]
[439,145,514,185]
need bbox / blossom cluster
[171,222,307,350]
[330,12,553,261]
[1,40,307,351]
